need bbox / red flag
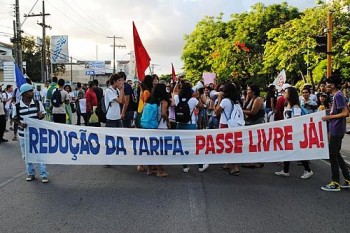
[133,22,151,82]
[171,63,176,82]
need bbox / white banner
[25,111,329,165]
[50,35,69,64]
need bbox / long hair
[179,82,193,100]
[286,87,300,107]
[148,83,171,106]
[141,75,153,91]
[249,84,260,97]
[223,83,240,103]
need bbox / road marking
[0,171,26,189]
[186,174,209,233]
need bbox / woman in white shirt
[215,83,242,175]
[275,86,313,179]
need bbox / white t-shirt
[2,92,12,109]
[158,101,168,129]
[174,95,198,124]
[219,98,233,124]
[52,88,70,114]
[105,87,121,120]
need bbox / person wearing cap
[12,83,49,183]
[321,75,350,191]
[317,92,330,112]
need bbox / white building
[0,42,15,84]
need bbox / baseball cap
[20,83,34,95]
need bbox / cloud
[0,0,316,74]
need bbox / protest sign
[202,72,216,85]
[25,111,329,165]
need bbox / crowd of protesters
[0,72,349,191]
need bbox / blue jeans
[20,138,48,178]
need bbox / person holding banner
[321,75,350,191]
[215,83,241,175]
[12,83,49,183]
[242,84,265,168]
[275,86,313,179]
[135,75,154,172]
[144,83,170,177]
[173,82,208,173]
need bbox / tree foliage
[182,0,350,86]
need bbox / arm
[243,98,263,116]
[121,93,129,119]
[270,97,275,112]
[322,106,349,121]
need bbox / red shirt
[85,88,98,113]
[275,95,285,121]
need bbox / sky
[0,0,317,75]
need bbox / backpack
[175,98,193,123]
[51,88,63,107]
[140,103,161,129]
[292,106,307,116]
[223,100,245,128]
[97,88,115,123]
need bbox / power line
[60,0,114,36]
[46,0,108,37]
[21,0,39,26]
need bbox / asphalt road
[0,130,349,233]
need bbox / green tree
[263,1,350,85]
[21,35,41,82]
[181,2,300,85]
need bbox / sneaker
[275,170,290,177]
[198,164,209,173]
[301,170,313,179]
[340,179,350,189]
[321,181,341,191]
[9,126,13,130]
[183,167,190,173]
[1,138,8,142]
[41,177,49,183]
[26,175,35,181]
[12,136,17,141]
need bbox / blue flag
[15,64,26,88]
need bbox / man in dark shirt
[119,72,135,128]
[321,75,350,191]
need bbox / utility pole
[24,0,51,82]
[15,0,23,71]
[70,56,73,84]
[150,64,159,75]
[107,36,125,73]
[327,11,333,78]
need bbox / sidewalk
[339,124,350,165]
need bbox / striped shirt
[12,100,46,138]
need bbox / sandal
[137,165,145,172]
[157,171,168,177]
[146,170,157,176]
[227,170,240,176]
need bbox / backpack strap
[223,99,234,121]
